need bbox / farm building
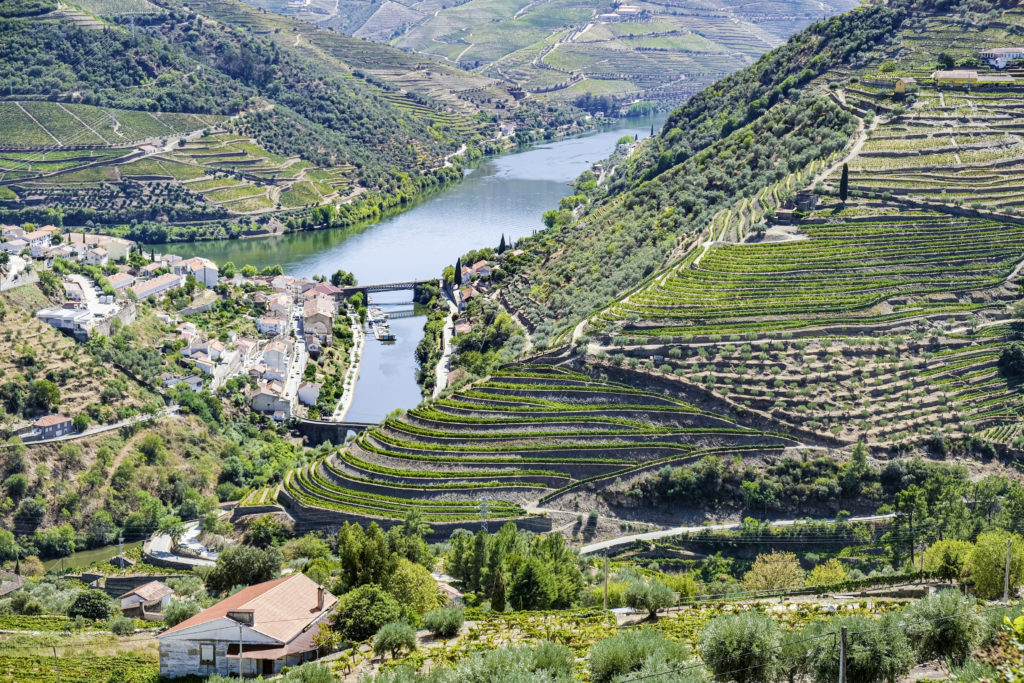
[157,574,336,678]
[120,580,173,619]
[31,414,74,440]
[932,70,978,84]
[979,47,1024,69]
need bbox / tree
[811,615,913,683]
[805,558,847,587]
[902,590,981,665]
[109,616,135,636]
[922,539,973,583]
[1000,341,1024,378]
[331,584,403,641]
[742,552,804,592]
[205,545,282,593]
[68,589,113,620]
[509,556,557,610]
[373,621,417,659]
[454,257,462,284]
[490,566,506,612]
[241,264,258,277]
[388,558,440,617]
[624,579,676,619]
[839,163,849,202]
[330,269,356,287]
[700,612,780,683]
[498,234,506,253]
[72,413,89,432]
[442,265,455,284]
[245,516,287,548]
[590,628,690,683]
[967,531,1024,600]
[137,433,167,464]
[158,515,186,547]
[28,380,60,412]
[424,607,464,639]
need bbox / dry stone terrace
[271,361,801,531]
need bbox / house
[32,414,74,440]
[0,571,26,598]
[471,260,491,279]
[140,263,163,277]
[120,581,174,619]
[303,297,335,342]
[64,281,85,301]
[251,381,291,418]
[36,304,93,339]
[894,77,917,94]
[436,581,464,605]
[1,239,27,255]
[160,374,204,391]
[194,357,216,375]
[932,70,978,85]
[157,574,336,678]
[1,225,24,240]
[173,257,219,288]
[257,316,285,336]
[176,322,198,342]
[263,341,288,373]
[297,382,320,407]
[979,47,1024,69]
[458,286,480,312]
[268,293,292,319]
[107,272,135,293]
[304,282,342,301]
[235,338,258,363]
[454,321,472,336]
[21,229,53,248]
[131,273,184,300]
[252,292,269,309]
[84,247,108,267]
[66,232,135,261]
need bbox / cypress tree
[839,163,849,202]
[498,234,506,253]
[455,257,462,284]
[491,567,506,611]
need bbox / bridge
[294,417,378,445]
[338,279,436,301]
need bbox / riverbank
[332,310,365,422]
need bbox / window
[200,643,215,664]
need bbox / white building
[84,247,108,267]
[131,273,184,300]
[257,316,285,336]
[251,381,291,417]
[107,272,135,293]
[2,239,28,255]
[157,574,336,678]
[297,382,320,407]
[173,257,219,288]
[263,341,288,373]
[66,232,135,262]
[980,47,1024,69]
[120,581,173,619]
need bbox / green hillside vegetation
[248,0,857,109]
[0,0,574,241]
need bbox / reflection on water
[162,117,664,422]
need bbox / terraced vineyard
[278,362,799,533]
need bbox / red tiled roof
[34,414,70,427]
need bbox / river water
[162,117,661,422]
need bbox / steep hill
[0,0,569,241]
[244,0,857,107]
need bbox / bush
[67,590,113,621]
[699,612,780,683]
[810,614,914,683]
[967,531,1024,600]
[331,584,403,641]
[590,628,689,683]
[902,590,981,665]
[163,599,201,627]
[109,616,135,636]
[280,663,336,683]
[373,620,417,659]
[423,606,464,639]
[205,545,282,593]
[624,579,676,618]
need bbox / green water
[43,541,143,571]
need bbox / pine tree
[839,163,849,202]
[491,567,506,611]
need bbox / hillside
[245,0,857,108]
[0,0,572,242]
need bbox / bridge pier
[294,418,375,446]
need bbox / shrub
[109,616,135,636]
[331,584,403,641]
[163,599,201,627]
[742,551,804,591]
[902,590,981,665]
[967,531,1024,600]
[624,579,676,618]
[590,628,689,683]
[423,606,464,639]
[699,612,780,683]
[67,589,113,621]
[810,614,913,683]
[205,545,282,593]
[806,558,847,586]
[280,663,336,683]
[373,620,417,659]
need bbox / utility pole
[1004,538,1012,603]
[52,645,61,683]
[603,556,609,611]
[238,623,245,678]
[839,626,847,683]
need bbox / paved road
[147,519,217,568]
[4,406,179,449]
[433,287,458,398]
[577,513,896,555]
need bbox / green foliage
[163,599,201,627]
[331,584,403,642]
[423,606,464,639]
[205,545,282,593]
[590,628,690,683]
[901,590,981,665]
[967,531,1024,600]
[388,558,441,618]
[280,663,336,683]
[373,620,417,659]
[999,341,1024,378]
[809,614,914,683]
[699,612,779,683]
[624,578,676,618]
[108,616,135,636]
[67,589,113,621]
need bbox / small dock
[367,306,396,342]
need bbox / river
[162,117,662,422]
